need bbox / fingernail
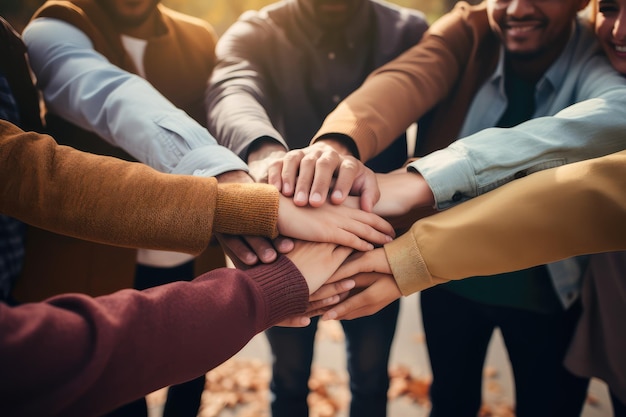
[264,249,277,261]
[295,191,307,203]
[342,280,356,290]
[310,192,322,203]
[325,311,337,320]
[386,235,394,242]
[332,190,343,200]
[283,183,292,195]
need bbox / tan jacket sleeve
[0,120,279,255]
[311,1,486,160]
[384,150,626,295]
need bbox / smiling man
[205,1,428,416]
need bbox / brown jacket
[16,1,221,300]
[313,1,498,157]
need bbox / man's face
[299,0,364,28]
[487,0,589,59]
[595,0,626,74]
[95,0,160,28]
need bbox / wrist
[315,134,359,158]
[247,137,287,163]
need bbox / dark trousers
[612,391,626,417]
[420,286,589,417]
[103,261,205,417]
[265,299,400,417]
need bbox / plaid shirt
[0,71,25,300]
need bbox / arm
[277,2,483,208]
[1,241,353,417]
[413,53,626,209]
[315,151,626,320]
[22,18,248,177]
[206,12,287,161]
[0,121,393,254]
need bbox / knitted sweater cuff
[247,256,309,327]
[214,183,279,237]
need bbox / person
[268,1,626,416]
[1,118,399,417]
[312,149,626,410]
[0,15,43,304]
[205,1,428,415]
[563,1,626,415]
[21,0,247,414]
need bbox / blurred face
[487,0,590,59]
[299,0,363,28]
[596,0,626,74]
[95,0,160,28]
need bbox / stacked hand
[217,138,438,326]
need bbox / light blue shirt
[411,21,626,210]
[410,20,626,308]
[22,18,248,177]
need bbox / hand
[254,240,354,329]
[216,168,294,266]
[286,240,354,295]
[267,140,380,211]
[311,248,402,320]
[372,171,435,217]
[277,195,395,252]
[216,234,294,268]
[247,139,288,183]
[275,283,354,327]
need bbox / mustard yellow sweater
[385,150,626,295]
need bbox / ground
[147,293,614,417]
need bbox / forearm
[1,256,306,417]
[385,151,626,295]
[312,2,477,161]
[0,121,279,254]
[23,18,247,177]
[413,71,626,209]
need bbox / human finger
[280,149,306,198]
[306,150,342,207]
[309,279,356,302]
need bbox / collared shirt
[411,20,626,308]
[411,20,626,210]
[207,0,428,172]
[295,1,374,117]
[22,18,248,178]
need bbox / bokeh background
[1,0,453,34]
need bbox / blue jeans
[265,299,400,417]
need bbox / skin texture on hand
[274,241,355,327]
[309,248,402,320]
[267,140,380,211]
[277,195,395,251]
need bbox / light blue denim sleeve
[411,80,626,210]
[22,18,248,177]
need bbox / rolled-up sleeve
[23,18,248,177]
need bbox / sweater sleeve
[384,151,626,295]
[0,120,279,254]
[1,256,307,417]
[311,2,480,160]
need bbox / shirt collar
[489,20,581,95]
